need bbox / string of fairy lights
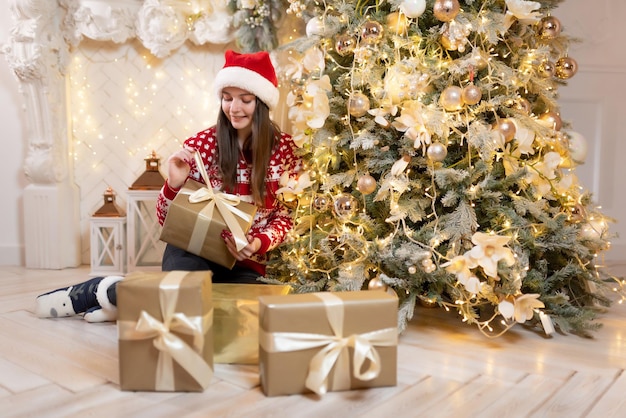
[274,0,625,336]
[67,39,222,261]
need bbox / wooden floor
[1,264,625,418]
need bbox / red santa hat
[214,50,279,110]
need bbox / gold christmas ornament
[440,33,454,50]
[439,85,463,111]
[537,15,562,39]
[493,118,516,142]
[514,97,532,114]
[555,56,578,79]
[312,195,329,211]
[419,296,438,308]
[539,111,562,131]
[433,0,460,22]
[335,34,356,56]
[470,50,488,70]
[361,21,384,45]
[357,174,377,195]
[461,84,482,105]
[387,12,409,34]
[348,91,371,117]
[333,193,358,218]
[368,277,388,291]
[570,203,587,223]
[538,61,556,78]
[427,143,448,162]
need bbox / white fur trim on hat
[214,66,280,110]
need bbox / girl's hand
[222,231,261,261]
[166,148,195,189]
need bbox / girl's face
[221,86,257,138]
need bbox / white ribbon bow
[260,292,397,395]
[184,150,253,253]
[118,271,213,390]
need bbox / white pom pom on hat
[214,50,279,110]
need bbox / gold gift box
[159,179,257,269]
[117,271,213,392]
[213,283,292,364]
[258,290,398,397]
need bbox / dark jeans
[161,244,262,284]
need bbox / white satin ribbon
[183,150,252,253]
[259,292,397,395]
[118,271,213,391]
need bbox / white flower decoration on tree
[526,151,561,197]
[392,101,432,153]
[511,119,535,155]
[500,119,535,176]
[275,172,313,203]
[554,172,578,197]
[442,255,482,293]
[468,232,516,278]
[287,75,332,147]
[137,0,188,58]
[501,143,522,177]
[285,47,326,81]
[498,293,545,323]
[368,99,398,128]
[302,47,326,74]
[504,0,541,30]
[390,155,411,176]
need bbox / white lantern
[127,151,166,271]
[90,188,127,276]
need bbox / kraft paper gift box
[213,283,292,364]
[160,178,257,269]
[117,270,214,392]
[258,290,398,397]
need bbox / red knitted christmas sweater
[156,126,301,275]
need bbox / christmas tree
[261,0,623,336]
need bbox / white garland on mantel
[73,0,235,58]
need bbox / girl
[157,49,301,283]
[35,50,301,321]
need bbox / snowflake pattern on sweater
[156,126,301,275]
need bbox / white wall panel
[557,0,626,261]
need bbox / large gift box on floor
[159,178,257,269]
[117,270,214,392]
[213,283,292,364]
[258,290,398,396]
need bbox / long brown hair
[216,99,278,205]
